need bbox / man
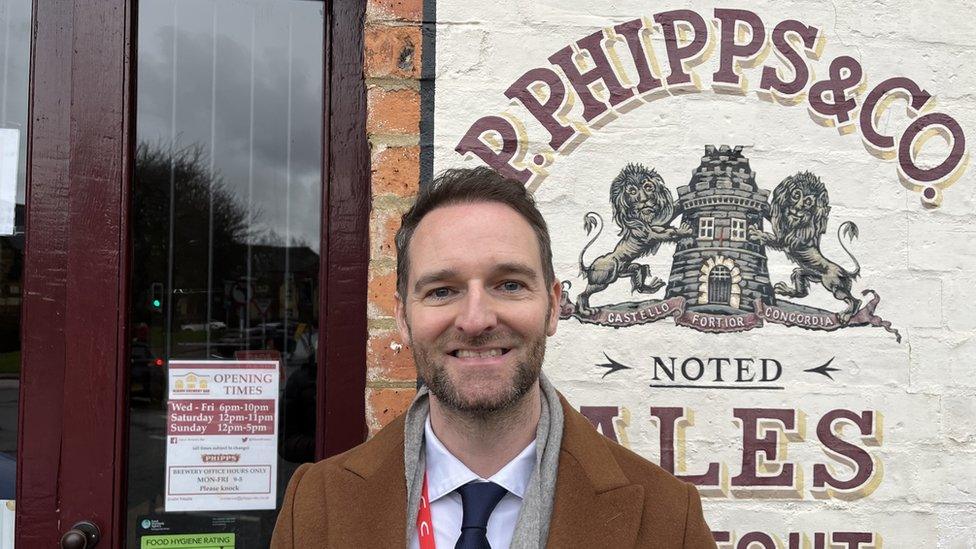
[272,167,716,548]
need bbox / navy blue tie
[455,481,508,549]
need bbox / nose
[454,286,497,335]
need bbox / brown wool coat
[271,396,717,548]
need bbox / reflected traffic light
[151,282,164,311]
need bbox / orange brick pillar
[363,0,425,434]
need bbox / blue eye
[428,287,454,300]
[500,281,524,292]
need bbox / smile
[450,348,511,358]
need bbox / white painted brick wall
[432,0,976,545]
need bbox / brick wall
[363,0,423,434]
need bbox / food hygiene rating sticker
[140,533,235,548]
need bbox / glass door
[17,0,364,543]
[0,0,29,544]
[126,1,323,545]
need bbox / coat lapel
[546,398,645,548]
[340,416,409,548]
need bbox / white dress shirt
[409,417,536,549]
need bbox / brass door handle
[60,521,101,549]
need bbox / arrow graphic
[804,357,840,380]
[596,353,632,378]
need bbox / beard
[785,209,810,228]
[636,201,659,225]
[412,330,546,417]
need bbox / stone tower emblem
[560,145,900,341]
[665,145,772,314]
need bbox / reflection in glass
[0,0,32,534]
[127,1,323,545]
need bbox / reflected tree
[131,142,252,324]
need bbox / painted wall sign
[429,1,975,545]
[453,7,968,207]
[557,148,901,339]
[165,361,279,512]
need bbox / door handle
[60,521,101,549]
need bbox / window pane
[126,1,323,545]
[0,0,31,538]
[731,218,745,241]
[699,217,714,239]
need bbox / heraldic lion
[576,163,691,316]
[748,171,863,324]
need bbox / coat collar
[340,413,409,548]
[545,395,645,548]
[337,394,644,548]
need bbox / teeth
[455,348,503,359]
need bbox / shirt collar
[423,416,536,503]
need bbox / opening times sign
[165,361,279,512]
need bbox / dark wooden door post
[319,0,370,459]
[18,0,133,545]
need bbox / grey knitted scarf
[404,373,564,548]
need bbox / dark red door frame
[17,0,368,545]
[319,0,369,459]
[18,0,134,546]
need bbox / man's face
[395,201,561,414]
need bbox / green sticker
[140,533,235,549]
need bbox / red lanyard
[416,472,437,549]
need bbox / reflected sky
[0,0,31,204]
[137,0,324,252]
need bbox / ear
[394,292,411,344]
[546,280,562,337]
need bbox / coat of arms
[560,145,900,341]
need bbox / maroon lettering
[759,19,819,96]
[579,406,620,443]
[650,407,721,486]
[859,76,932,150]
[738,532,776,549]
[832,532,875,549]
[548,30,635,122]
[653,9,709,86]
[789,532,827,549]
[713,8,767,87]
[613,18,664,94]
[813,409,877,492]
[455,115,531,183]
[732,408,797,487]
[898,112,966,183]
[504,68,577,150]
[717,531,878,548]
[808,55,863,124]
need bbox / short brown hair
[395,167,555,300]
